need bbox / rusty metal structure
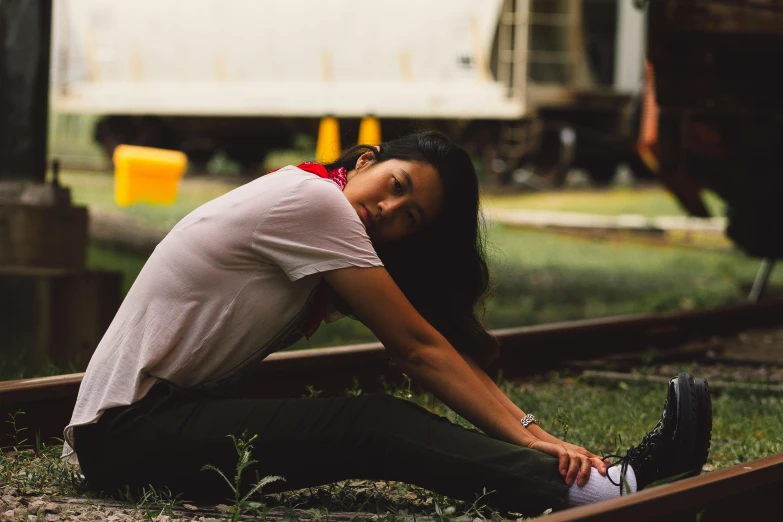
[645,0,783,270]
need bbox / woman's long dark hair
[325,131,498,368]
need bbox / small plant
[554,408,571,441]
[433,501,457,522]
[3,410,28,450]
[0,411,87,496]
[641,348,659,368]
[201,432,284,522]
[378,374,414,401]
[397,374,414,401]
[304,385,323,398]
[133,484,187,522]
[432,487,496,522]
[433,489,496,522]
[344,377,363,397]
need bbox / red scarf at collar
[294,161,348,190]
[270,162,349,338]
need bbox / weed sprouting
[344,377,363,397]
[201,432,284,522]
[378,374,414,401]
[553,408,571,441]
[0,411,87,496]
[132,485,187,522]
[431,487,496,522]
[4,410,28,450]
[304,385,323,398]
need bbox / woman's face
[343,153,444,243]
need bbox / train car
[51,0,645,182]
[645,0,783,262]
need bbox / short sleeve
[251,177,383,281]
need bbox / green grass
[482,187,727,218]
[49,113,106,168]
[61,170,239,231]
[87,243,149,296]
[482,224,783,329]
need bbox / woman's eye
[393,178,403,194]
[407,211,415,226]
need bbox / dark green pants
[73,382,568,515]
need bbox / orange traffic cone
[316,116,341,164]
[358,115,382,146]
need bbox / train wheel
[585,158,620,186]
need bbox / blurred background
[3,0,783,379]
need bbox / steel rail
[544,451,783,522]
[3,298,783,444]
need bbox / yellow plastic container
[113,145,188,206]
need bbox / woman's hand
[563,442,611,475]
[525,424,609,480]
[528,441,603,487]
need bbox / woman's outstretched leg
[74,374,710,516]
[75,384,568,516]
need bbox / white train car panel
[52,0,526,119]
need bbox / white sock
[567,465,638,506]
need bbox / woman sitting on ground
[64,132,712,516]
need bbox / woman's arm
[324,266,596,486]
[325,266,536,447]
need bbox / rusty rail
[545,452,783,522]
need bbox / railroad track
[2,299,783,520]
[4,298,783,442]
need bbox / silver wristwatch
[520,413,539,428]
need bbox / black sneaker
[605,373,699,494]
[691,377,713,475]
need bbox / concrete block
[0,202,88,270]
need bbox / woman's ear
[355,150,377,171]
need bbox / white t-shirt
[63,166,383,458]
